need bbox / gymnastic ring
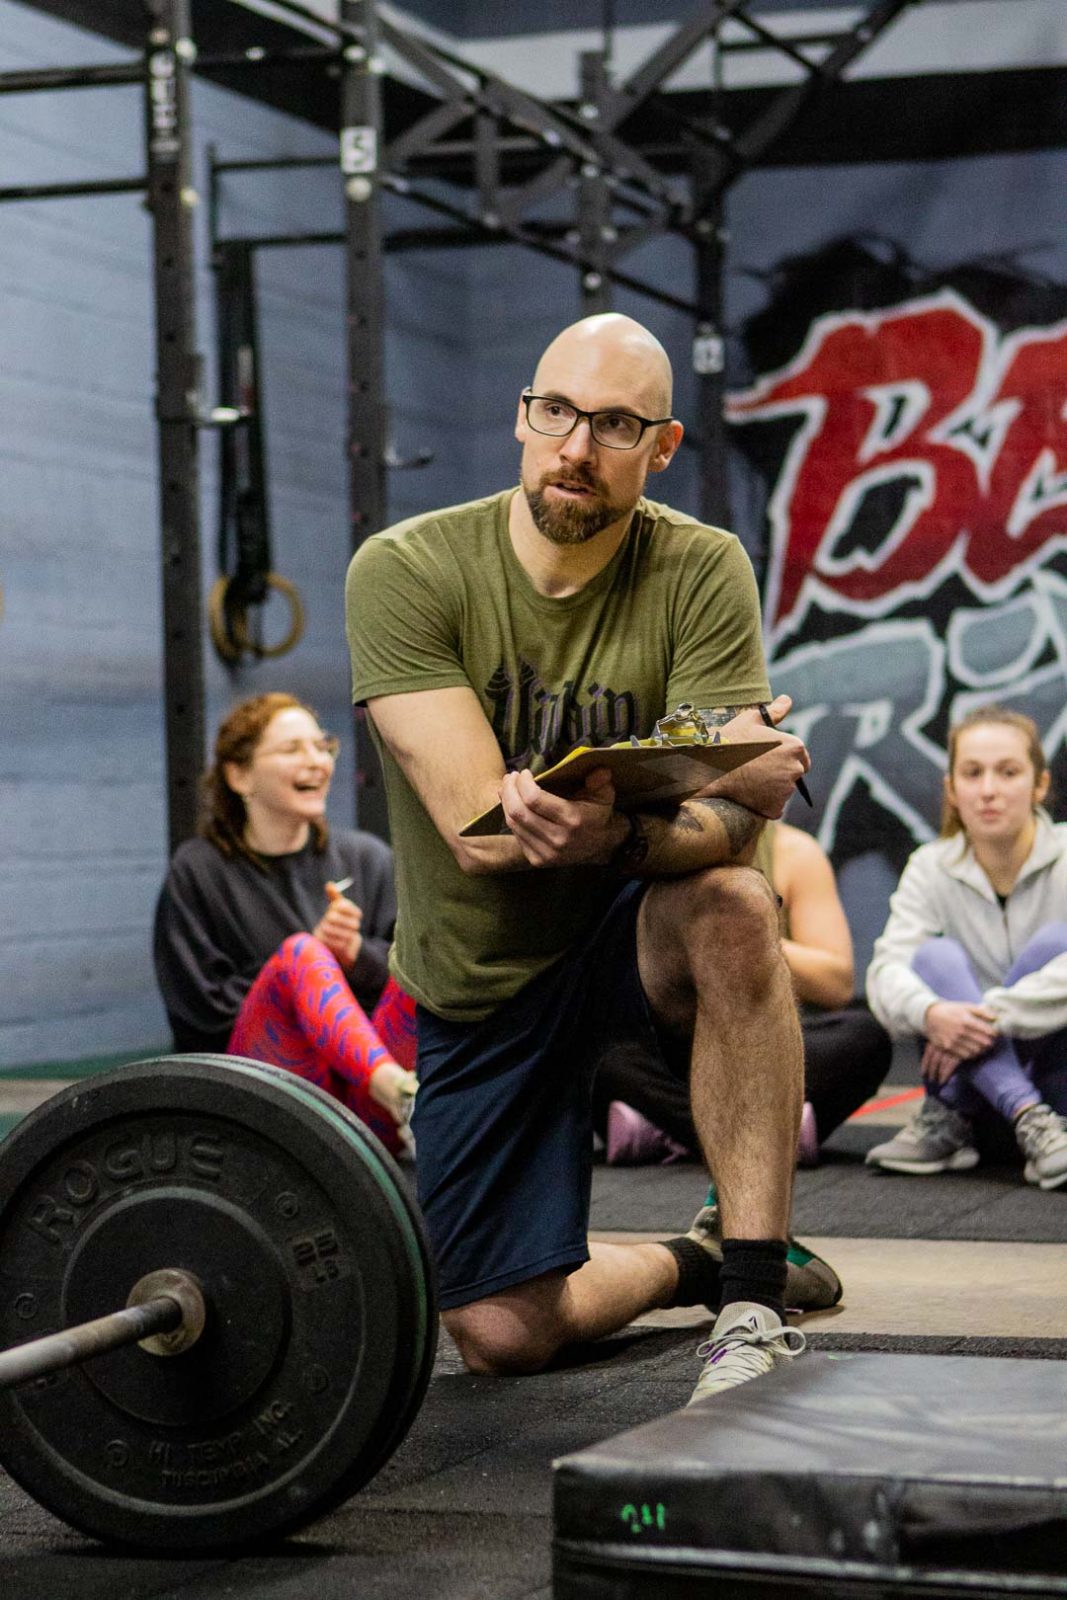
[208,574,242,663]
[231,571,305,660]
[209,572,305,663]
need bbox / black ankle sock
[718,1238,787,1318]
[662,1236,722,1310]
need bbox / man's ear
[515,391,531,445]
[647,419,684,474]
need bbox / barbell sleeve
[0,1296,183,1391]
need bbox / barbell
[0,1054,438,1553]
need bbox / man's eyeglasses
[522,392,673,451]
[257,734,340,761]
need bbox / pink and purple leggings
[227,933,417,1156]
[914,925,1067,1122]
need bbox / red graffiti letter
[731,296,986,629]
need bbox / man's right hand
[923,999,998,1059]
[704,695,810,819]
[500,765,626,867]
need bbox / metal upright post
[692,153,730,530]
[340,0,390,837]
[577,52,612,315]
[143,0,206,853]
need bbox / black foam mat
[553,1352,1067,1599]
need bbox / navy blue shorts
[411,881,680,1310]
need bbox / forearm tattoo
[695,703,757,729]
[691,796,762,855]
[656,792,761,854]
[645,705,763,861]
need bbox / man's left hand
[500,766,625,867]
[705,695,810,819]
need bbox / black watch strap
[608,811,649,874]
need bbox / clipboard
[459,736,776,837]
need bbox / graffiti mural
[728,240,1067,883]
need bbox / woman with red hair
[154,692,417,1156]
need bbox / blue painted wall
[0,0,475,1066]
[7,0,1066,1066]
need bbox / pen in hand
[758,703,813,808]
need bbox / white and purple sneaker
[687,1301,806,1405]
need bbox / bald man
[346,314,837,1403]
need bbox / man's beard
[522,467,635,546]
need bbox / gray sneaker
[865,1097,979,1174]
[1015,1103,1067,1191]
[688,1301,806,1405]
[686,1194,843,1312]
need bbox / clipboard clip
[647,703,721,747]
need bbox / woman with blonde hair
[866,705,1067,1187]
[154,692,417,1156]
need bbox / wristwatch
[608,811,649,874]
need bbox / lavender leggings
[914,925,1067,1122]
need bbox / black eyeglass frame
[521,390,674,450]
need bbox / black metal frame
[0,0,206,849]
[340,0,390,839]
[143,0,205,853]
[0,0,920,845]
[209,0,918,533]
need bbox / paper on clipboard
[459,736,776,837]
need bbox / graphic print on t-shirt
[484,656,643,771]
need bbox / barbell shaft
[0,1296,182,1391]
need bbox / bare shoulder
[775,822,829,868]
[773,823,834,897]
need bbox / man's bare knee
[641,865,782,1026]
[446,1325,551,1376]
[443,1279,567,1375]
[697,868,782,994]
[677,864,779,956]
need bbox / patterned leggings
[227,933,417,1156]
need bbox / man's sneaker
[1015,1103,1067,1191]
[688,1301,806,1405]
[865,1097,978,1175]
[686,1192,843,1311]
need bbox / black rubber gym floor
[592,1133,1067,1245]
[1,1071,1065,1599]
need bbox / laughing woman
[153,692,417,1156]
[866,705,1067,1189]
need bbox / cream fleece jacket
[865,810,1067,1041]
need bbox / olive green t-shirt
[346,489,770,1020]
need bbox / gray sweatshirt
[865,810,1067,1041]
